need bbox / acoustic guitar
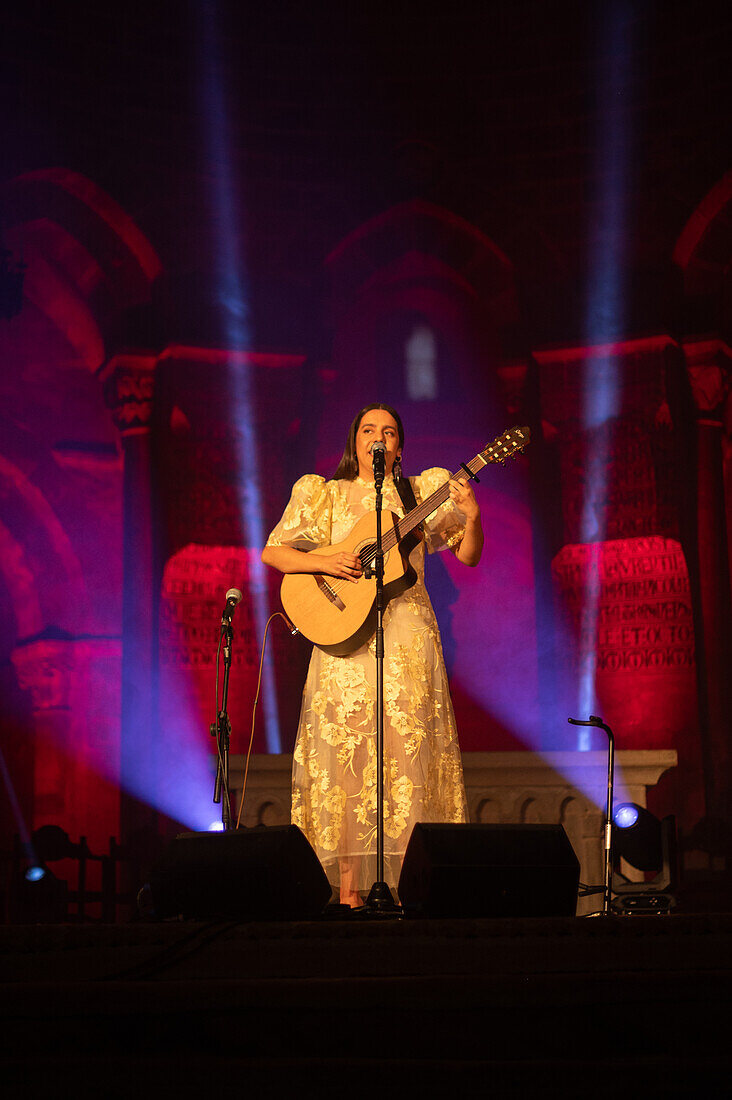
[280,426,530,656]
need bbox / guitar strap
[394,475,423,530]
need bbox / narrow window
[405,324,438,400]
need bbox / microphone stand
[568,714,615,916]
[365,449,399,914]
[211,611,234,831]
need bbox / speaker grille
[149,826,332,920]
[398,823,580,918]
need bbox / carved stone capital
[11,638,86,711]
[496,361,528,419]
[683,337,732,421]
[100,352,158,435]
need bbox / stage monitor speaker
[147,825,332,920]
[398,823,580,918]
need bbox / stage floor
[2,913,732,1094]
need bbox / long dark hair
[332,403,405,481]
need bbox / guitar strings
[324,458,478,597]
[320,433,523,597]
[323,476,455,597]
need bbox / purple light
[614,802,640,829]
[194,0,281,752]
[577,3,636,746]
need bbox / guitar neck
[369,427,527,554]
[382,452,488,551]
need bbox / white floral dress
[266,469,469,895]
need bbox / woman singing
[262,403,483,907]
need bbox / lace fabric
[266,469,469,895]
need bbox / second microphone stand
[210,607,235,831]
[365,450,399,913]
[568,713,615,915]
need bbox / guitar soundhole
[357,542,388,572]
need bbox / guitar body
[280,511,420,656]
[278,426,530,657]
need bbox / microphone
[221,587,243,623]
[371,440,386,474]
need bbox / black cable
[96,919,239,982]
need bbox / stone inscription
[552,537,695,674]
[159,544,308,751]
[160,547,262,671]
[561,422,660,544]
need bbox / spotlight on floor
[11,825,77,922]
[12,863,68,923]
[612,802,677,914]
[613,803,639,830]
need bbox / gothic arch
[0,453,88,645]
[673,168,732,297]
[2,167,162,369]
[315,200,521,471]
[325,198,517,326]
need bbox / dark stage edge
[3,914,732,1095]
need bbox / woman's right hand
[313,550,363,582]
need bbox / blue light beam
[195,0,281,752]
[577,3,635,747]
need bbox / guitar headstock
[481,426,531,465]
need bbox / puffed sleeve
[413,467,467,555]
[265,474,332,550]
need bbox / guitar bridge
[315,575,346,611]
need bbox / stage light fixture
[613,802,662,871]
[611,802,677,914]
[613,801,639,830]
[13,863,68,923]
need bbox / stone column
[11,636,122,849]
[100,352,160,860]
[685,338,732,822]
[11,638,83,837]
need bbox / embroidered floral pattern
[267,468,469,892]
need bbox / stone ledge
[225,749,678,915]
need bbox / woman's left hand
[449,476,480,521]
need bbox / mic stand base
[364,880,401,916]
